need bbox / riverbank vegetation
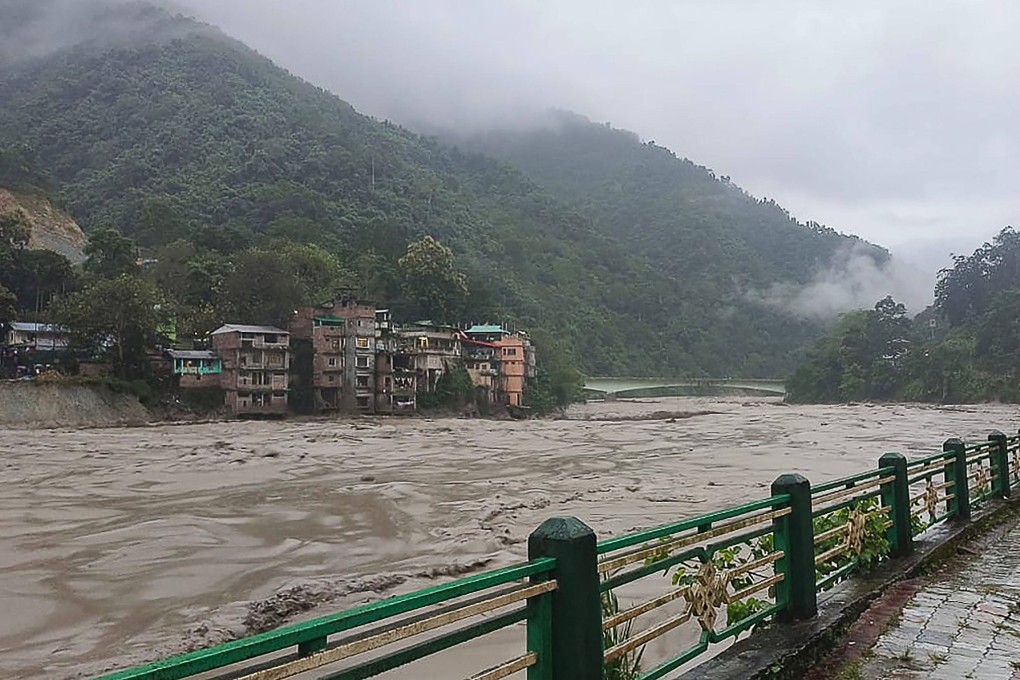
[788,227,1020,403]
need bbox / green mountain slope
[460,111,885,291]
[0,2,878,376]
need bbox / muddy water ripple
[0,397,1015,678]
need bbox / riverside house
[211,324,290,415]
[166,349,222,388]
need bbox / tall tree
[55,275,165,378]
[397,235,468,322]
[84,228,138,279]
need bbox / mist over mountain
[0,0,925,376]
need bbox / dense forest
[788,227,1020,403]
[0,1,882,377]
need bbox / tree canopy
[788,227,1020,404]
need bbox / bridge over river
[583,376,786,398]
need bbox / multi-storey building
[396,322,462,393]
[373,309,417,414]
[463,325,535,408]
[290,299,376,414]
[211,324,290,415]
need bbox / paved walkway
[859,519,1020,679]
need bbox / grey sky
[177,0,1017,266]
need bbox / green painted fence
[95,429,1020,680]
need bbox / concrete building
[396,322,462,393]
[463,325,535,408]
[290,299,376,414]
[166,349,222,388]
[374,309,417,414]
[5,322,69,353]
[211,324,290,415]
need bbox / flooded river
[1,397,1016,679]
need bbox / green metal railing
[595,494,793,680]
[95,430,1020,680]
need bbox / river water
[1,397,1016,679]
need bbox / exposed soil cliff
[0,382,149,427]
[0,186,87,263]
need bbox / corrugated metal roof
[167,350,218,360]
[211,324,288,335]
[9,322,67,333]
[466,324,506,334]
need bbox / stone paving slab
[859,520,1020,679]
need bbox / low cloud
[747,246,933,319]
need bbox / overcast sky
[177,0,1018,271]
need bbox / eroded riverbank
[1,397,1016,678]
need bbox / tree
[55,275,165,378]
[397,236,468,322]
[787,297,913,403]
[216,244,348,326]
[6,249,76,314]
[0,209,30,273]
[84,228,138,279]
[524,330,584,413]
[0,284,16,327]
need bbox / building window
[328,374,335,383]
[263,334,278,344]
[356,376,369,388]
[356,337,370,349]
[328,357,336,367]
[356,356,370,368]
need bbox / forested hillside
[788,227,1020,404]
[0,1,880,376]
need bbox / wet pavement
[860,518,1020,679]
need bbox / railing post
[528,517,603,680]
[944,438,970,521]
[879,452,913,557]
[989,430,1010,499]
[771,473,817,622]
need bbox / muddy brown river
[1,397,1016,679]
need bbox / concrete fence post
[771,473,817,622]
[528,516,603,680]
[989,430,1010,499]
[944,438,970,521]
[879,452,913,557]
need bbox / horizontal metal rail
[96,559,555,680]
[812,466,895,494]
[812,475,894,508]
[906,450,955,467]
[596,494,790,555]
[597,507,791,574]
[468,653,537,680]
[234,581,556,680]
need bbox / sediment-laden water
[1,397,1015,678]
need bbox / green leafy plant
[601,584,643,680]
[813,497,890,589]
